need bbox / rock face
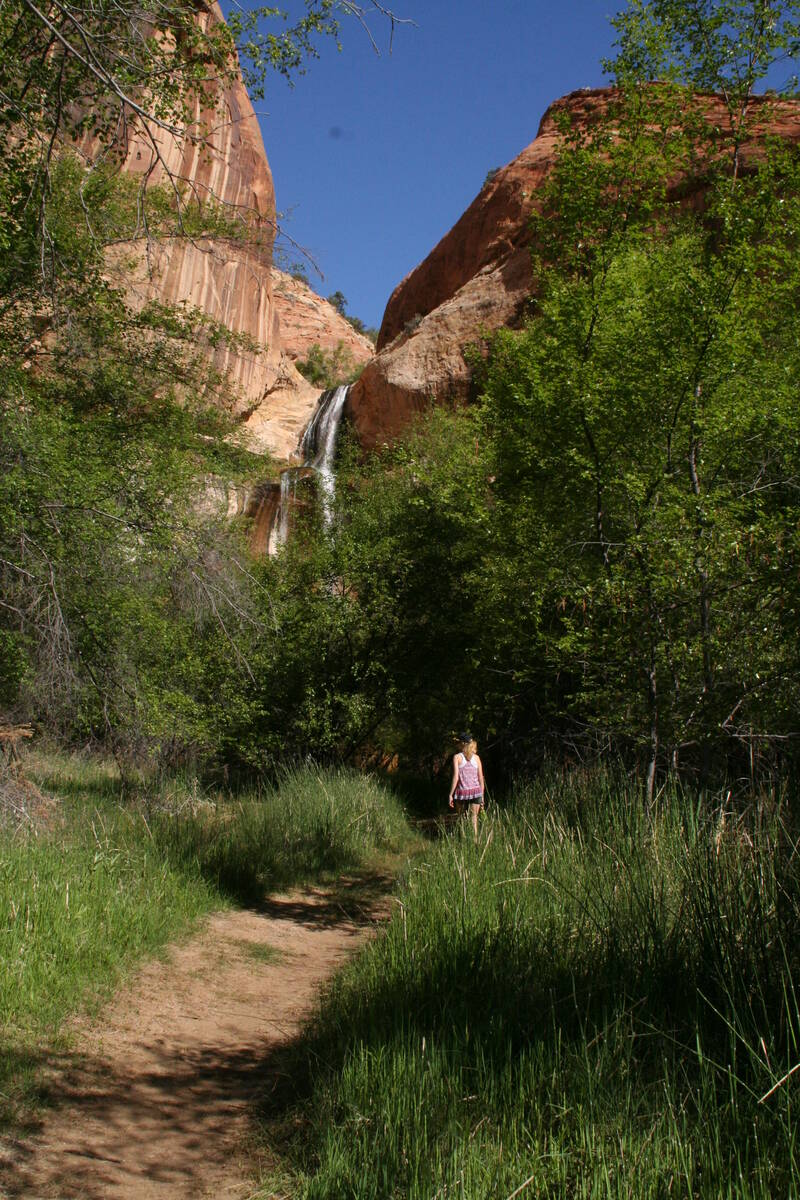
[102,2,320,460]
[272,271,375,368]
[347,86,800,448]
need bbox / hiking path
[0,874,392,1199]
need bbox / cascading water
[300,384,350,522]
[266,468,297,556]
[268,384,350,552]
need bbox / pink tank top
[455,753,482,799]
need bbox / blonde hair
[457,736,477,755]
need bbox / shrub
[295,342,359,388]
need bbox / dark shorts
[454,794,483,812]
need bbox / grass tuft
[149,763,412,904]
[240,942,284,965]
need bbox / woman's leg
[469,802,480,838]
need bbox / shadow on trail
[256,871,396,931]
[2,1037,293,1198]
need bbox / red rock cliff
[347,87,800,448]
[103,2,320,459]
[272,271,375,369]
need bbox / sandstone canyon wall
[347,87,800,448]
[102,2,327,461]
[272,271,375,369]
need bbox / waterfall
[268,384,350,552]
[266,468,297,556]
[300,384,350,522]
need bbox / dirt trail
[1,876,391,1200]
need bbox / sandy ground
[0,877,391,1200]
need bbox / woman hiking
[448,732,485,837]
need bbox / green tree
[324,290,376,341]
[296,341,360,387]
[327,290,349,316]
[219,413,490,772]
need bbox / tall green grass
[0,756,412,1130]
[263,772,800,1198]
[151,764,411,903]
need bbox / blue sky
[247,2,619,330]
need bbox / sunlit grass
[150,763,412,903]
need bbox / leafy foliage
[0,32,272,761]
[4,0,800,795]
[327,289,349,316]
[296,341,361,387]
[610,0,800,96]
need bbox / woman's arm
[449,754,459,808]
[476,755,485,802]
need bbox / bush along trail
[0,756,415,1199]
